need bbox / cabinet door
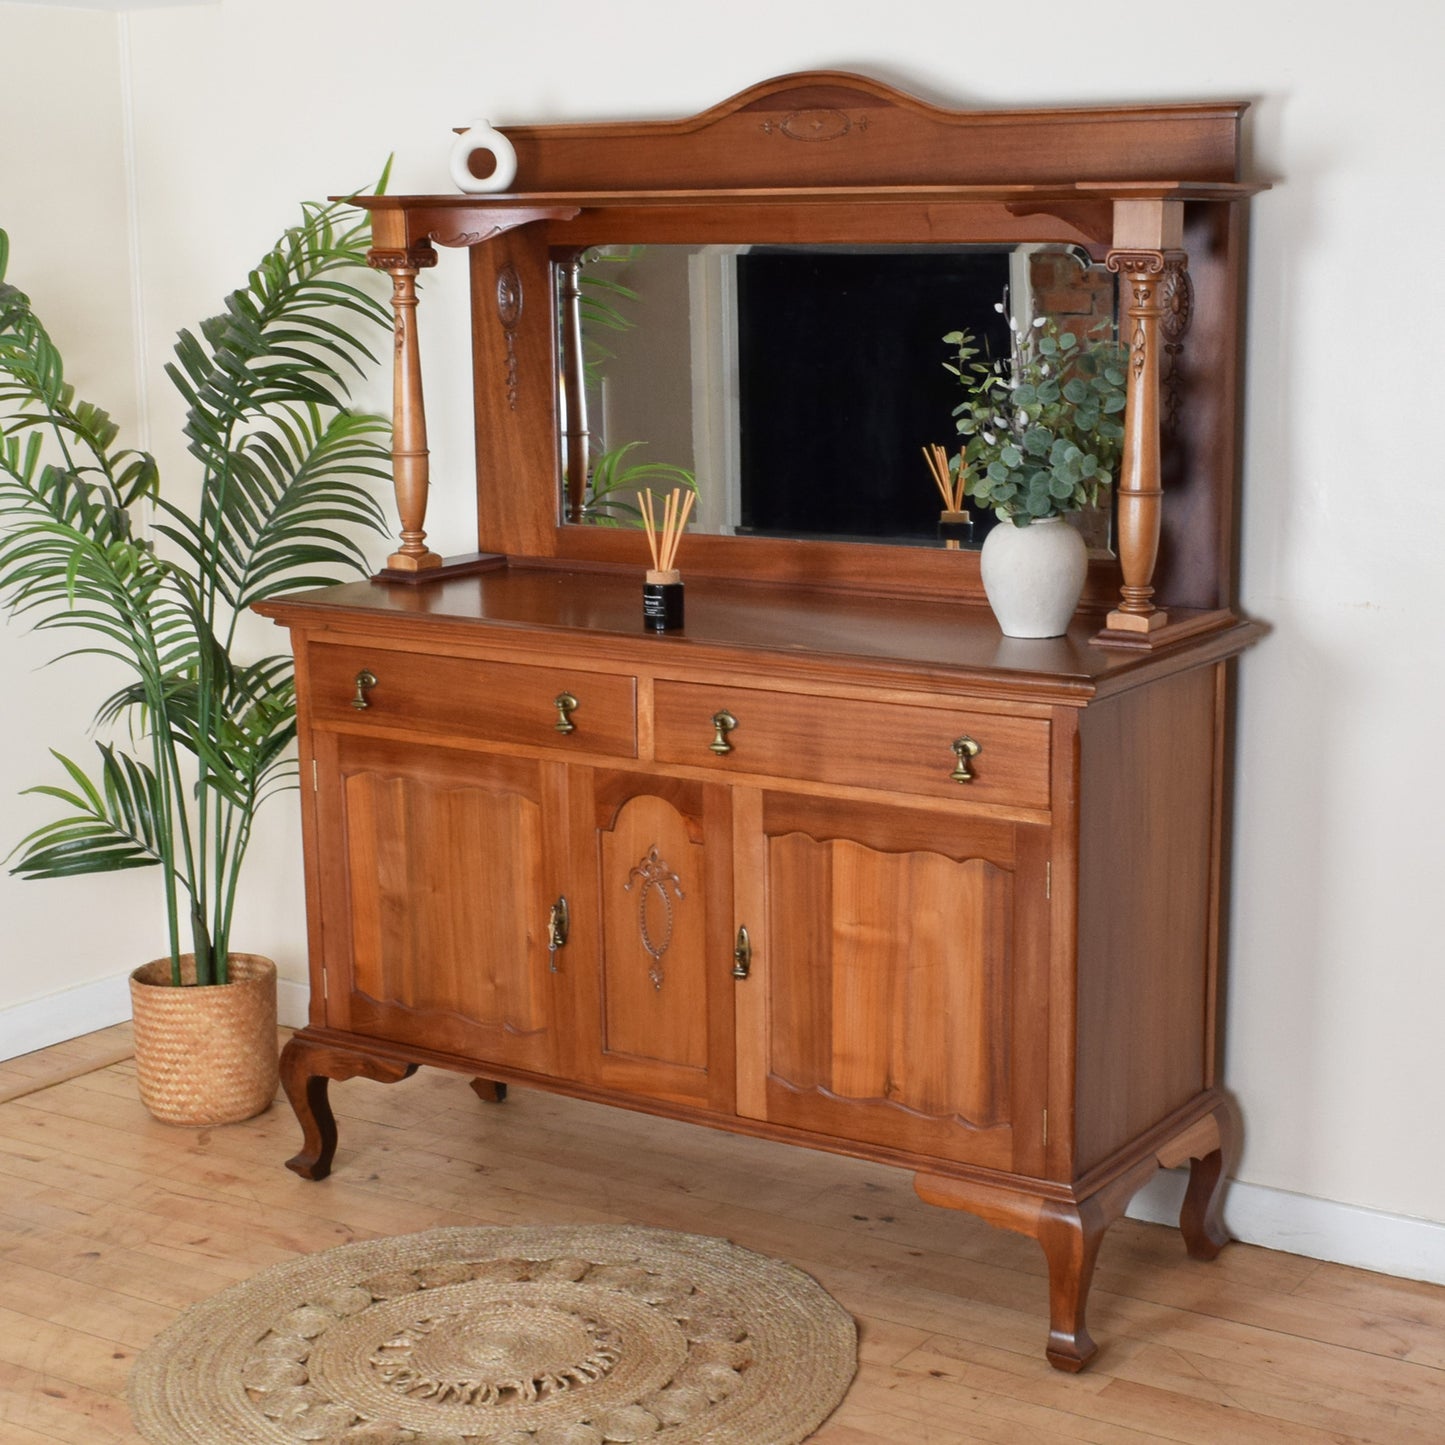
[735,790,1048,1173]
[313,733,564,1076]
[562,768,736,1113]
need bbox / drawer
[653,681,1049,807]
[305,642,637,757]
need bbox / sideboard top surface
[257,566,1258,703]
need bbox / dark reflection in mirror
[559,242,1118,553]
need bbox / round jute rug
[128,1223,856,1444]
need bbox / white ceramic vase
[449,119,518,194]
[979,515,1088,638]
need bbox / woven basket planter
[129,953,279,1126]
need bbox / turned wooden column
[1101,246,1186,638]
[370,244,443,575]
[558,252,591,525]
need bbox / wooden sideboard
[258,73,1266,1372]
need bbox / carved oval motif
[639,880,675,962]
[1161,265,1195,342]
[496,264,523,328]
[779,108,853,142]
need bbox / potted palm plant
[0,196,391,1124]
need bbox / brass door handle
[547,896,569,972]
[554,692,579,734]
[710,710,738,755]
[351,670,378,710]
[732,925,752,980]
[950,735,982,783]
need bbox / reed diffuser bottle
[639,487,694,631]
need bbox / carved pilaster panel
[1160,260,1194,436]
[496,262,523,412]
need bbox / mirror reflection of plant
[0,194,391,987]
[573,247,698,528]
[944,302,1127,527]
[581,441,696,528]
[577,244,642,384]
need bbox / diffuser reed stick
[639,486,695,583]
[922,443,969,512]
[924,444,972,550]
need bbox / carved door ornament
[625,845,685,991]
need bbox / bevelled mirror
[559,241,1119,554]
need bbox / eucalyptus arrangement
[0,196,391,989]
[944,303,1127,527]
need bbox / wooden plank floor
[1,1028,1443,1443]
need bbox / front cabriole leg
[279,1032,417,1180]
[913,1172,1112,1371]
[915,1154,1160,1372]
[1036,1198,1108,1371]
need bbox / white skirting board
[0,970,311,1061]
[3,978,1441,1287]
[1127,1169,1445,1287]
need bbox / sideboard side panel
[1074,665,1219,1173]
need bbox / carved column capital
[366,242,439,274]
[1105,247,1186,278]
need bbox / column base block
[374,552,507,585]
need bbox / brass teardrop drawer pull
[351,670,378,710]
[732,925,752,980]
[554,692,579,734]
[547,896,569,972]
[950,735,982,782]
[710,710,738,754]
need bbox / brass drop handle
[732,925,752,980]
[351,670,378,710]
[547,896,569,972]
[950,735,982,783]
[554,692,579,734]
[710,710,738,755]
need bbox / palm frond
[154,403,389,613]
[583,441,697,526]
[7,745,166,879]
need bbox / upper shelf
[352,180,1267,255]
[356,181,1265,211]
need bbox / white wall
[3,0,1443,1265]
[0,3,159,1020]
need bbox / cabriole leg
[1036,1198,1108,1372]
[470,1078,509,1104]
[279,1033,417,1181]
[1179,1098,1239,1259]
